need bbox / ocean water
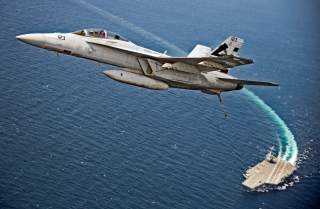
[0,0,319,208]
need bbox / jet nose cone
[16,34,28,41]
[16,34,46,47]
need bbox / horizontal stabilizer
[218,77,278,86]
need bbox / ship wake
[242,89,298,164]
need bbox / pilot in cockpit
[99,30,105,38]
[72,29,129,42]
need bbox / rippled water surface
[1,0,319,208]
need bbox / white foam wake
[242,89,298,164]
[70,0,298,165]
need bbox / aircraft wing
[86,40,253,70]
[153,56,254,68]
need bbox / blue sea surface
[0,0,319,208]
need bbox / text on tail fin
[211,36,244,57]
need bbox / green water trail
[242,89,297,164]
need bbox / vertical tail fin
[211,36,244,57]
[188,44,212,57]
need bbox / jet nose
[16,34,46,48]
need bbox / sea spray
[71,0,298,165]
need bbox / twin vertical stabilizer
[211,36,244,57]
[188,36,244,58]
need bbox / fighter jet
[16,28,277,112]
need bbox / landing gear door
[137,58,162,75]
[147,59,162,74]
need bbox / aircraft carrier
[242,151,296,190]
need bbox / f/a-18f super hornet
[16,28,277,113]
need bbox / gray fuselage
[16,31,241,92]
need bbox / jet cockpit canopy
[72,29,128,41]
